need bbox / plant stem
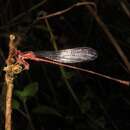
[4,34,23,130]
[23,102,36,130]
[45,19,82,111]
[5,73,14,130]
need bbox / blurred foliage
[14,82,38,103]
[0,0,130,130]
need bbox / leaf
[15,82,38,103]
[61,70,74,79]
[32,105,63,117]
[13,99,20,110]
[23,82,39,97]
[63,71,75,79]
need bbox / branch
[37,2,96,20]
[3,34,23,130]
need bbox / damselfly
[6,34,129,86]
[16,47,97,70]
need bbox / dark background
[0,0,130,130]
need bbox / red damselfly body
[6,34,129,86]
[16,47,98,70]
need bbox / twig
[120,1,130,18]
[0,2,95,30]
[0,0,47,29]
[37,2,96,20]
[10,0,47,23]
[3,34,23,130]
[80,0,130,72]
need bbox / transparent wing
[35,47,98,63]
